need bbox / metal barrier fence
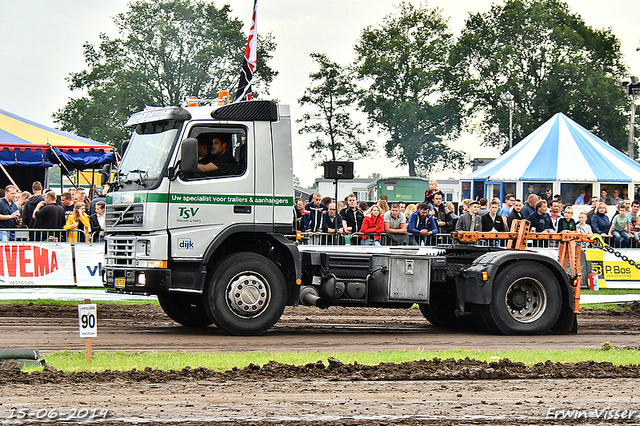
[297,232,635,249]
[0,228,103,243]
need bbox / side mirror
[120,140,129,156]
[100,164,112,186]
[181,138,198,178]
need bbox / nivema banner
[0,243,73,286]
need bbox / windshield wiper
[124,169,149,187]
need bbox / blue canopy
[464,113,640,182]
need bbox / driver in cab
[196,133,237,176]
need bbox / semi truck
[102,98,583,336]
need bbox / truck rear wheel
[204,253,286,336]
[157,292,213,327]
[478,261,562,335]
[418,284,477,330]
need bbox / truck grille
[106,237,136,266]
[106,204,144,228]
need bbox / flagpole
[234,0,258,103]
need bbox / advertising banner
[585,248,640,289]
[0,243,73,286]
[73,244,104,287]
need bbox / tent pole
[0,163,19,192]
[78,169,99,197]
[91,168,96,199]
[48,144,78,189]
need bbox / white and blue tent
[461,113,640,203]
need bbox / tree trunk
[408,158,416,177]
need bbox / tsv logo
[178,207,199,219]
[177,239,194,250]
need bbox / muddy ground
[1,303,640,425]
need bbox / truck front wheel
[478,261,562,335]
[157,292,213,327]
[204,253,286,336]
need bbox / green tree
[451,0,628,152]
[297,52,374,163]
[354,2,466,177]
[53,0,277,149]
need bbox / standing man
[305,193,326,245]
[407,203,438,245]
[431,192,454,234]
[482,200,507,232]
[322,202,345,245]
[507,199,524,229]
[15,191,30,222]
[22,181,44,228]
[521,194,539,219]
[340,193,364,236]
[527,200,553,232]
[455,200,482,232]
[60,192,75,219]
[477,198,489,216]
[34,191,66,241]
[0,185,20,241]
[90,201,106,242]
[384,202,408,245]
[294,197,307,232]
[499,194,515,224]
[548,200,562,232]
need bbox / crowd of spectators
[294,182,640,248]
[294,180,459,246]
[0,181,107,243]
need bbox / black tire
[419,304,478,330]
[478,261,562,335]
[157,292,213,327]
[419,283,478,330]
[204,253,286,336]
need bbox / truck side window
[189,128,246,179]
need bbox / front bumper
[103,267,170,295]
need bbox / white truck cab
[104,100,301,335]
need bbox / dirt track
[1,303,640,425]
[0,303,639,352]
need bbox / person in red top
[360,204,385,246]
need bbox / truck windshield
[119,120,182,186]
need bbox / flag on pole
[235,0,257,102]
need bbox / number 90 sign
[78,304,97,338]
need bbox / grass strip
[26,347,640,373]
[0,299,159,306]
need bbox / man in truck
[197,133,236,175]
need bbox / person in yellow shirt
[64,202,91,242]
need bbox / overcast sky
[0,0,638,187]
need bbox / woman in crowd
[590,202,611,236]
[64,202,91,242]
[404,203,417,218]
[360,204,384,246]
